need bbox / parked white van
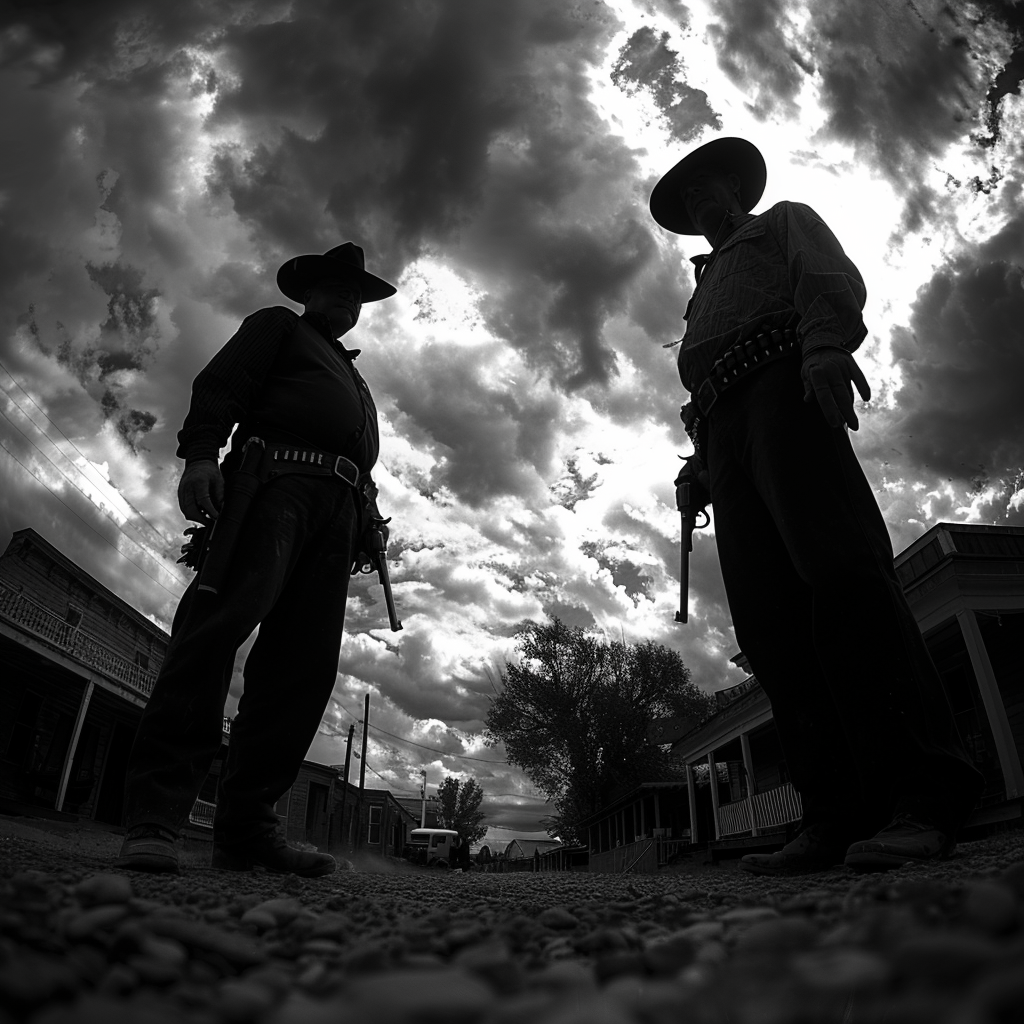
[403,828,460,868]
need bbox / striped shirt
[177,307,380,476]
[677,201,868,393]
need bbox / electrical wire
[331,698,508,764]
[0,393,189,589]
[0,406,190,593]
[0,432,187,601]
[0,359,176,551]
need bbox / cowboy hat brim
[649,137,767,235]
[277,254,397,303]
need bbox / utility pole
[420,769,427,827]
[338,724,354,852]
[355,693,369,850]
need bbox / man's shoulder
[228,305,301,343]
[765,200,828,225]
[240,305,300,327]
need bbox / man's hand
[801,348,871,430]
[178,459,224,522]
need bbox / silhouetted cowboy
[650,138,984,875]
[117,243,397,877]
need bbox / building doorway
[305,781,330,849]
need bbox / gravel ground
[3,815,1024,1024]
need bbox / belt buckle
[333,455,358,486]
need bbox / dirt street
[2,814,1024,1023]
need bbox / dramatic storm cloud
[1,0,1021,834]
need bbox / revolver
[356,516,403,632]
[674,454,711,624]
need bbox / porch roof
[575,779,690,831]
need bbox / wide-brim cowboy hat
[649,137,767,235]
[276,242,397,303]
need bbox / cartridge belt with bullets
[261,443,369,488]
[695,327,799,418]
[681,327,800,465]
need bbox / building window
[135,652,149,670]
[368,804,382,845]
[65,606,82,628]
[275,789,291,818]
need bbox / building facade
[0,528,190,825]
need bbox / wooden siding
[0,531,169,671]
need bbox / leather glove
[801,348,871,430]
[178,459,224,522]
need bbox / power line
[0,434,186,600]
[332,698,508,764]
[317,721,423,795]
[0,359,176,551]
[0,383,189,591]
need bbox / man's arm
[176,306,296,463]
[175,306,296,519]
[783,202,868,356]
[781,203,872,430]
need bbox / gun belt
[262,444,367,488]
[694,328,799,418]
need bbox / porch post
[56,681,94,812]
[708,750,721,841]
[685,763,697,844]
[654,791,661,830]
[739,731,759,836]
[957,609,1024,799]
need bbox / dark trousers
[124,474,359,842]
[706,358,983,837]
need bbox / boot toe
[115,827,180,874]
[213,831,337,878]
[844,815,955,873]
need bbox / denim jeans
[123,473,359,842]
[706,358,984,837]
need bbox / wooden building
[0,528,416,860]
[0,528,206,826]
[582,522,1024,873]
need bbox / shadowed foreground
[2,815,1024,1023]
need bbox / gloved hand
[801,348,871,430]
[178,459,224,522]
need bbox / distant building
[0,528,417,858]
[503,838,560,860]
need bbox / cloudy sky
[1,0,1022,843]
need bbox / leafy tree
[436,775,488,846]
[485,618,715,844]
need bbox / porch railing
[717,783,803,836]
[655,834,692,866]
[0,581,160,698]
[751,782,802,829]
[718,799,752,836]
[590,838,653,873]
